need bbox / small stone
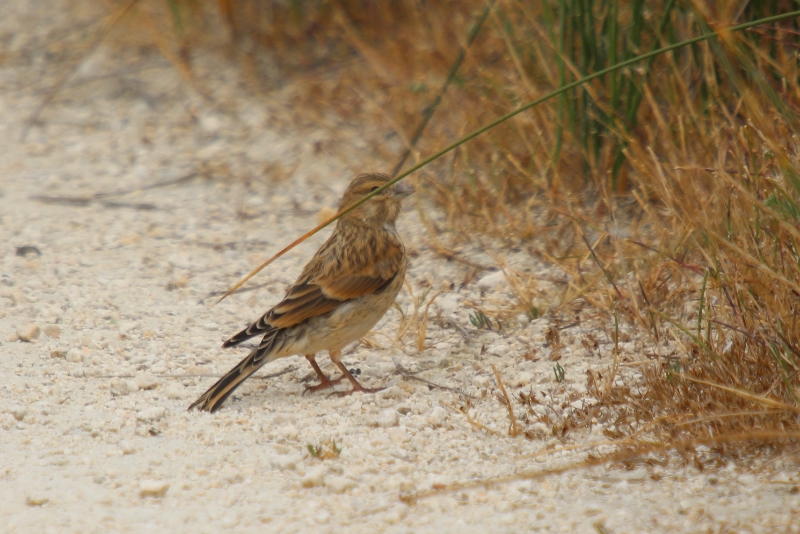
[487,343,510,357]
[428,406,447,426]
[384,504,409,524]
[139,479,169,497]
[327,476,355,493]
[270,455,300,471]
[9,406,27,421]
[43,325,61,338]
[136,406,166,422]
[118,321,137,335]
[165,383,185,399]
[301,466,325,488]
[435,293,459,316]
[516,314,530,326]
[378,386,404,400]
[49,349,66,358]
[25,494,49,506]
[473,376,490,388]
[203,323,219,331]
[410,435,426,451]
[106,418,123,432]
[378,409,399,428]
[279,426,299,440]
[387,426,409,443]
[16,324,40,342]
[110,377,139,396]
[65,348,83,363]
[119,440,136,455]
[477,271,507,290]
[135,372,158,390]
[169,272,190,289]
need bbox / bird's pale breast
[277,256,406,357]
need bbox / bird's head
[338,173,414,228]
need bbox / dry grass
[72,0,800,468]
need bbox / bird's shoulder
[299,222,405,291]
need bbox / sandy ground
[1,1,799,532]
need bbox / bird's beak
[393,181,415,199]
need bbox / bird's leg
[303,354,344,395]
[328,350,385,397]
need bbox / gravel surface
[1,1,798,532]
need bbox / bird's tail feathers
[189,330,282,412]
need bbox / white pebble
[301,466,325,488]
[136,407,166,422]
[203,323,219,331]
[110,378,139,396]
[165,383,185,399]
[387,426,409,443]
[384,504,409,524]
[435,293,459,316]
[428,406,447,426]
[66,348,83,363]
[139,479,169,497]
[378,409,399,428]
[9,406,27,421]
[119,440,136,455]
[135,372,158,390]
[410,435,426,451]
[279,426,299,440]
[473,376,490,388]
[487,343,511,357]
[16,324,40,342]
[106,417,123,432]
[378,386,404,400]
[270,455,300,471]
[477,271,507,290]
[326,476,355,493]
[43,325,61,338]
[118,321,137,335]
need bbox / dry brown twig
[441,401,500,436]
[491,364,520,437]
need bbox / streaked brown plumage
[189,173,413,412]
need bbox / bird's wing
[224,236,404,345]
[268,239,404,328]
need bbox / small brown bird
[189,173,414,412]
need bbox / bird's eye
[370,186,380,193]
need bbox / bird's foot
[303,375,345,395]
